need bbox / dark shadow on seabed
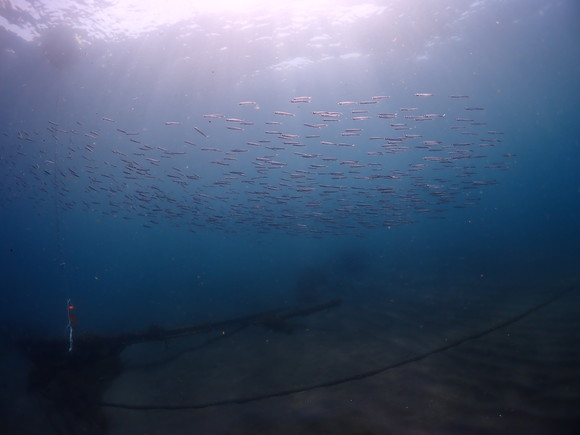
[3,275,579,435]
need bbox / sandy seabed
[3,274,579,434]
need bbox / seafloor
[2,271,579,435]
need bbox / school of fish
[2,93,512,237]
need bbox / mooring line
[101,284,577,411]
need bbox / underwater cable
[100,283,577,411]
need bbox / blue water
[0,0,578,336]
[0,1,578,432]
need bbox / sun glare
[114,0,337,17]
[4,0,377,41]
[168,0,335,14]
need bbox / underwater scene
[0,1,578,434]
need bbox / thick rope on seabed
[101,284,578,411]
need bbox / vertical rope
[50,102,73,352]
